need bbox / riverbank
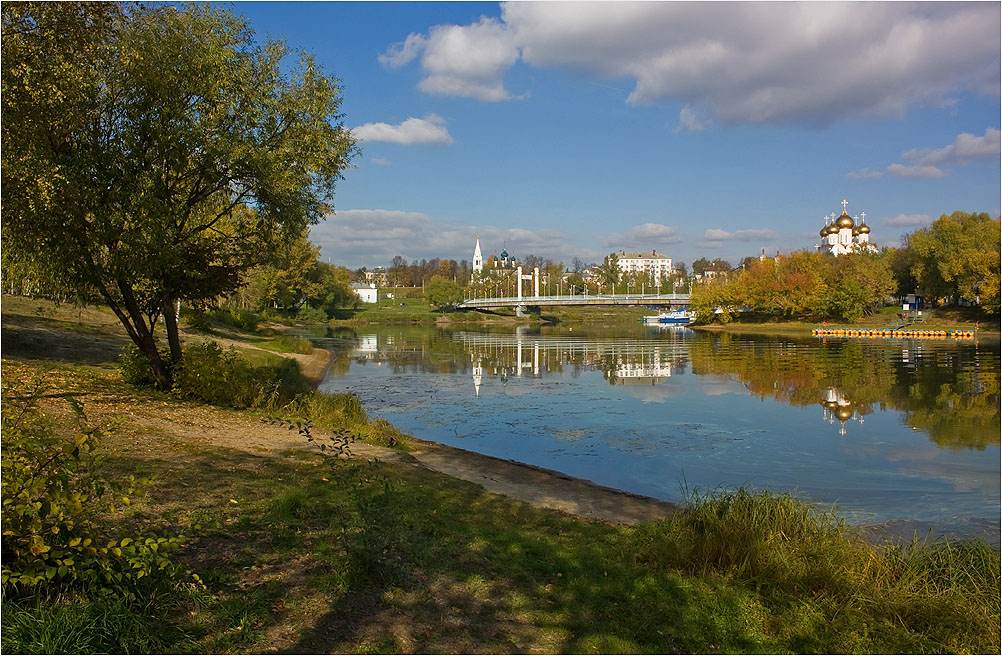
[693,306,1000,338]
[2,295,998,654]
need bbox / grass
[3,296,1000,653]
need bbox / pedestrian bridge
[458,293,691,312]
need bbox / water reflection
[320,326,999,450]
[308,324,999,537]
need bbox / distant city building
[816,200,877,256]
[364,266,389,286]
[616,249,673,283]
[350,282,378,304]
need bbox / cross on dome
[842,199,849,210]
[860,211,866,223]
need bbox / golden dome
[820,224,830,237]
[826,223,839,235]
[835,406,853,422]
[835,210,854,229]
[857,223,870,234]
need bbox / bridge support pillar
[515,304,529,317]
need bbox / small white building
[616,250,673,283]
[350,282,378,304]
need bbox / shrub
[295,303,329,323]
[117,345,174,387]
[170,341,309,410]
[1,377,187,599]
[180,307,213,333]
[218,308,261,332]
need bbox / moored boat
[643,309,696,325]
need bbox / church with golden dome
[816,200,878,256]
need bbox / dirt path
[101,399,674,526]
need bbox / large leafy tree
[2,3,358,389]
[908,211,1000,313]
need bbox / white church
[816,200,878,256]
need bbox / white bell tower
[472,236,483,274]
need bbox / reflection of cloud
[878,442,1000,497]
[618,380,686,403]
[700,379,736,396]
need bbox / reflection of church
[820,388,864,436]
[816,200,877,256]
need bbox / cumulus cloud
[601,223,684,248]
[702,228,779,241]
[847,128,998,179]
[903,127,1001,166]
[352,114,454,145]
[673,105,707,134]
[380,17,519,102]
[885,213,933,227]
[846,167,885,180]
[309,210,590,268]
[886,163,946,179]
[384,2,1000,126]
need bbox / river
[304,323,1000,542]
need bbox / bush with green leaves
[295,303,329,323]
[169,340,309,410]
[117,345,174,387]
[1,377,189,599]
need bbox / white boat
[643,309,696,325]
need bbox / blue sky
[235,1,1001,270]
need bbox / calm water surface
[308,324,1000,540]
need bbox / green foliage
[169,341,307,409]
[282,390,369,433]
[908,211,1000,313]
[295,303,329,323]
[117,345,174,387]
[425,275,465,310]
[0,378,185,599]
[1,593,186,654]
[596,252,621,287]
[690,250,895,322]
[2,2,358,388]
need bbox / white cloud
[380,17,519,102]
[848,128,998,179]
[352,114,453,145]
[601,223,684,248]
[846,168,884,180]
[886,163,946,179]
[369,157,392,166]
[885,213,933,227]
[377,33,426,68]
[673,105,707,134]
[702,228,779,241]
[903,127,1001,166]
[385,3,1000,126]
[309,210,590,268]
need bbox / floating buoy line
[812,328,975,340]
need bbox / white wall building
[472,237,483,274]
[616,250,673,283]
[350,282,378,304]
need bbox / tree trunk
[162,297,183,363]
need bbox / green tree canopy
[2,2,358,388]
[426,276,465,311]
[908,211,1000,313]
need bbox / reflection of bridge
[458,293,691,312]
